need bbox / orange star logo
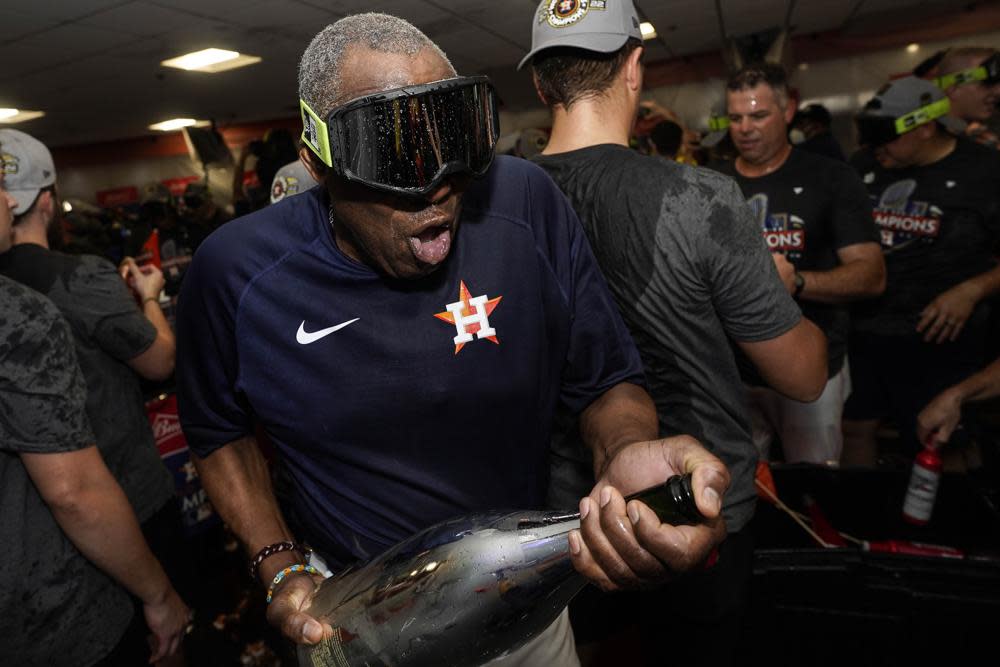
[434,280,502,354]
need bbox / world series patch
[538,0,606,28]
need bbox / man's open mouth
[409,224,452,265]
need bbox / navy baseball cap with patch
[0,128,56,213]
[518,0,643,70]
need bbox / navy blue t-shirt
[176,156,644,567]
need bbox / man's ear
[624,46,644,92]
[531,69,549,106]
[783,96,798,125]
[298,146,328,184]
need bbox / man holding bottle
[176,12,730,665]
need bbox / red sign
[161,175,200,197]
[96,185,139,208]
[145,393,218,534]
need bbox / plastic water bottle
[902,445,942,525]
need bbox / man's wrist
[259,551,303,586]
[793,271,806,298]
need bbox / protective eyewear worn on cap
[855,96,951,148]
[708,115,730,132]
[934,52,1000,89]
[300,76,499,198]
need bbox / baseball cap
[140,182,172,206]
[0,128,56,213]
[856,76,965,148]
[794,103,833,128]
[270,159,317,204]
[701,105,731,148]
[518,0,643,70]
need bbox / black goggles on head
[934,52,1000,89]
[300,76,500,198]
[855,96,951,149]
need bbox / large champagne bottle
[300,474,703,667]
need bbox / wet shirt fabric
[533,144,801,532]
[0,275,133,667]
[0,244,174,522]
[714,148,878,379]
[175,156,645,569]
[850,137,1000,336]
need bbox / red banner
[161,175,200,197]
[96,185,139,208]
[146,394,218,534]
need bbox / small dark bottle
[300,474,704,667]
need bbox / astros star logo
[434,280,502,354]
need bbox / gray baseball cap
[701,105,731,148]
[270,159,317,204]
[0,128,56,213]
[857,75,966,139]
[518,0,643,70]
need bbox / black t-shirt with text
[714,148,879,378]
[850,137,1000,336]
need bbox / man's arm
[572,382,729,591]
[738,317,828,402]
[918,356,1000,447]
[120,257,176,380]
[192,436,331,645]
[917,264,1000,343]
[22,446,189,662]
[796,242,886,303]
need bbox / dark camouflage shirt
[0,243,173,521]
[0,274,133,666]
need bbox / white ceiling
[0,0,973,147]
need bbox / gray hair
[298,13,455,118]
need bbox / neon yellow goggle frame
[894,97,951,135]
[300,98,334,167]
[708,115,730,132]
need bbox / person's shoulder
[0,274,63,338]
[195,186,326,270]
[848,147,877,174]
[954,135,1000,165]
[793,147,865,183]
[465,155,569,221]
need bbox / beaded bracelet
[249,541,312,581]
[266,563,320,604]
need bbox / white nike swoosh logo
[296,318,360,345]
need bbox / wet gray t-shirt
[534,145,801,531]
[0,275,133,666]
[0,244,173,521]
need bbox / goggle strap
[708,116,730,131]
[893,97,951,135]
[300,98,333,167]
[934,66,988,89]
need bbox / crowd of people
[1,1,998,666]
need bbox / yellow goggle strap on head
[708,115,730,131]
[300,98,333,167]
[934,66,988,90]
[894,97,951,135]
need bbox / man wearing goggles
[931,48,1000,125]
[176,12,729,666]
[844,76,1000,464]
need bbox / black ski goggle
[934,52,1000,89]
[300,76,500,198]
[855,97,951,148]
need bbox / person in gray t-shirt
[0,128,176,524]
[522,2,827,665]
